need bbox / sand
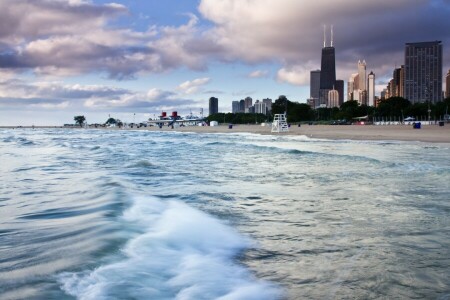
[142,123,450,143]
[2,123,450,143]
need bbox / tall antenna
[331,25,334,47]
[323,25,327,48]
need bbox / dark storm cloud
[1,0,449,85]
[199,0,450,83]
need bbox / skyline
[0,0,450,125]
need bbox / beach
[140,123,450,143]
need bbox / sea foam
[58,196,281,300]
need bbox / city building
[381,88,388,100]
[334,79,344,106]
[307,98,316,109]
[392,66,405,98]
[319,27,336,106]
[262,98,273,113]
[232,101,240,113]
[446,69,450,98]
[254,100,267,115]
[209,97,218,115]
[239,99,245,112]
[327,89,339,108]
[358,60,367,92]
[347,60,368,105]
[244,97,253,112]
[348,73,358,101]
[404,41,443,103]
[310,70,321,101]
[368,71,375,106]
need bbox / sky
[0,0,449,125]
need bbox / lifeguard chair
[271,113,289,133]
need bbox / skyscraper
[319,46,336,106]
[244,97,253,112]
[239,99,245,112]
[358,60,367,92]
[334,79,344,106]
[446,69,450,98]
[404,41,443,103]
[327,89,339,108]
[209,97,218,115]
[348,73,359,100]
[232,101,240,113]
[262,98,272,113]
[254,100,267,115]
[310,70,321,100]
[368,71,375,106]
[319,26,336,106]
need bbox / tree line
[208,95,450,124]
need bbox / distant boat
[147,111,205,127]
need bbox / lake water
[1,128,449,299]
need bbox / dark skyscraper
[209,97,218,115]
[319,28,336,106]
[334,79,344,106]
[404,41,442,104]
[310,70,321,99]
[320,47,336,90]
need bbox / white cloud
[248,70,269,78]
[276,64,315,86]
[177,77,211,94]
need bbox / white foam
[58,196,281,299]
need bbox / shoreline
[1,124,450,144]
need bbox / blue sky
[0,0,449,125]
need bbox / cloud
[0,0,449,90]
[277,67,310,86]
[177,77,211,94]
[198,0,450,83]
[0,78,198,112]
[248,70,269,78]
[0,2,217,78]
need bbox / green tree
[339,100,359,120]
[105,117,117,125]
[376,97,410,120]
[74,115,86,127]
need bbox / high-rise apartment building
[348,60,368,105]
[368,71,375,106]
[391,67,405,97]
[348,73,358,100]
[310,70,321,100]
[404,41,442,103]
[232,101,240,113]
[209,97,218,115]
[254,100,267,115]
[334,80,344,106]
[244,97,253,112]
[239,99,245,112]
[446,69,450,98]
[262,98,273,113]
[358,60,367,92]
[327,89,339,108]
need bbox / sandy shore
[2,124,450,143]
[142,123,450,143]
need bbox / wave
[58,196,281,300]
[127,160,156,169]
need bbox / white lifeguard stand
[271,113,289,133]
